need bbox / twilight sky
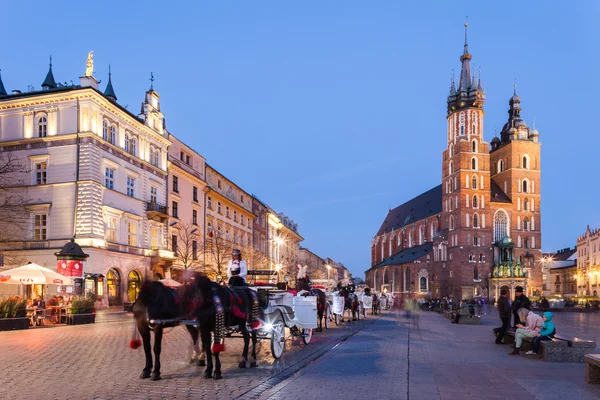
[3,1,599,277]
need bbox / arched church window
[523,155,529,169]
[472,140,477,152]
[472,175,478,189]
[522,180,528,193]
[449,215,455,231]
[523,217,530,231]
[524,198,529,211]
[473,213,479,228]
[460,126,464,135]
[494,210,508,242]
[449,161,454,175]
[472,195,478,208]
[471,157,477,170]
[498,160,504,173]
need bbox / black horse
[339,286,359,321]
[296,277,328,332]
[132,280,202,381]
[183,273,259,380]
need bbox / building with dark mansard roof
[365,24,543,302]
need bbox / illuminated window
[34,214,47,240]
[106,216,117,242]
[128,222,137,246]
[151,228,159,249]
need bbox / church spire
[42,56,57,90]
[458,20,472,91]
[104,65,117,101]
[447,19,485,114]
[0,69,7,96]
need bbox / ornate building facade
[575,226,600,299]
[365,25,543,301]
[0,62,172,305]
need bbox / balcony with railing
[146,201,169,222]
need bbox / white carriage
[358,293,373,318]
[254,287,318,359]
[379,295,388,311]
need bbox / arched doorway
[107,268,122,306]
[127,270,142,303]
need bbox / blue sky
[3,1,599,277]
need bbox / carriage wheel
[270,320,285,359]
[301,328,312,345]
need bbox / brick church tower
[488,87,543,298]
[441,23,493,300]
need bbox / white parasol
[159,278,182,288]
[0,262,73,285]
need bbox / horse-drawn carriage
[252,285,317,359]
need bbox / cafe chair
[37,309,55,327]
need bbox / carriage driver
[227,249,248,286]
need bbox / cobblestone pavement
[0,311,378,400]
[262,310,600,400]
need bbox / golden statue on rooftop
[85,51,94,77]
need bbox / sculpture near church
[85,51,94,77]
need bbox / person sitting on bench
[452,299,470,323]
[509,308,543,355]
[526,312,556,355]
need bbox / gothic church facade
[365,26,542,302]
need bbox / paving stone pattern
[262,310,600,400]
[0,312,375,400]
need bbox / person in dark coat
[494,289,511,344]
[511,286,531,328]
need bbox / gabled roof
[375,185,441,236]
[367,242,433,272]
[490,180,511,203]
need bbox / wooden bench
[499,330,596,362]
[585,354,600,383]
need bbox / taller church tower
[441,23,492,300]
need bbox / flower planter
[66,313,96,325]
[0,317,30,331]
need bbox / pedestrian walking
[494,289,511,344]
[511,286,531,328]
